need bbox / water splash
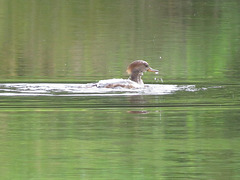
[0,83,202,96]
[154,77,163,83]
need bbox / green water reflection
[0,0,240,179]
[0,0,239,84]
[1,107,240,179]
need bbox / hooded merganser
[96,60,159,88]
[127,60,159,85]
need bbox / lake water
[0,1,240,179]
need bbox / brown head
[126,60,158,84]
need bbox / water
[0,1,240,179]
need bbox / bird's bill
[147,67,159,72]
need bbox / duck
[96,60,158,88]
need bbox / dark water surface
[0,1,240,179]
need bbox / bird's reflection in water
[127,95,149,114]
[127,110,149,114]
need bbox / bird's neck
[129,71,143,85]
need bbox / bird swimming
[96,60,158,88]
